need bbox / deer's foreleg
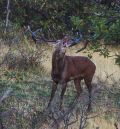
[60,82,67,110]
[48,81,58,107]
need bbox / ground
[0,42,120,129]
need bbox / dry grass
[88,117,115,129]
[0,40,120,129]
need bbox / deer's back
[64,56,96,80]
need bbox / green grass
[0,42,120,129]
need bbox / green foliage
[0,0,119,42]
[90,16,108,40]
[0,0,85,38]
[70,16,84,30]
[88,42,110,58]
[99,47,110,58]
[0,0,120,65]
[87,15,120,45]
[104,20,120,43]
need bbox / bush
[1,37,45,70]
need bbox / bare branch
[76,40,89,53]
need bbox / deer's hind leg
[84,77,93,111]
[74,78,82,98]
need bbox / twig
[76,40,89,53]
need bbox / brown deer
[48,44,96,110]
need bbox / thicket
[0,0,120,40]
[0,0,120,65]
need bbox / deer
[48,44,96,111]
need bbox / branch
[76,40,89,53]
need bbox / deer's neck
[52,56,65,76]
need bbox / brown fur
[48,46,96,110]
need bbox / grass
[0,68,77,129]
[0,41,120,129]
[0,68,119,129]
